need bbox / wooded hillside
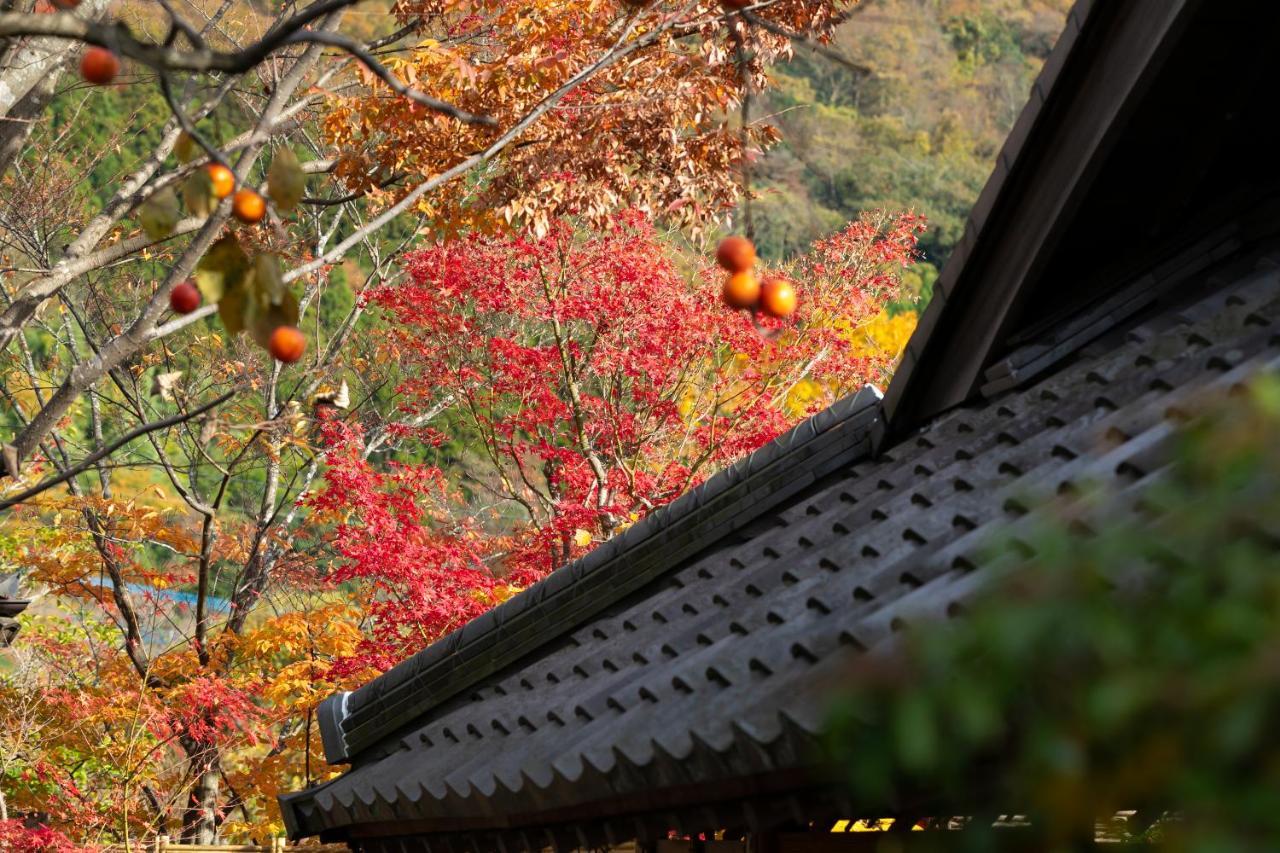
[754,0,1072,297]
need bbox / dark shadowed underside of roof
[281,253,1280,849]
[884,0,1280,431]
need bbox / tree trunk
[0,0,112,116]
[180,739,221,844]
[0,68,57,180]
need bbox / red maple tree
[311,210,925,669]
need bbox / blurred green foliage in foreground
[828,372,1280,852]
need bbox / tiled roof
[281,255,1280,849]
[306,0,1113,778]
[281,0,1280,845]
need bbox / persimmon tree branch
[0,2,338,70]
[0,389,235,512]
[0,85,328,346]
[0,23,378,351]
[0,7,494,126]
[283,3,680,284]
[0,0,113,116]
[285,30,493,122]
[7,19,339,469]
[0,85,235,349]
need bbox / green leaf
[139,187,179,241]
[1249,373,1280,418]
[267,147,305,212]
[238,252,296,345]
[251,253,286,306]
[195,234,249,305]
[246,289,300,348]
[182,170,216,218]
[893,692,937,773]
[218,283,247,336]
[951,678,999,745]
[174,131,197,165]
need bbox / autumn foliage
[323,0,847,236]
[0,207,922,841]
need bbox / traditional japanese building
[0,571,30,647]
[282,0,1280,848]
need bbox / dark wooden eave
[0,597,30,618]
[882,0,1226,435]
[0,596,30,647]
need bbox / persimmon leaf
[267,147,305,212]
[195,234,249,305]
[174,131,197,164]
[139,187,180,241]
[182,170,216,218]
[247,289,299,348]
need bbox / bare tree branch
[0,389,235,511]
[742,10,871,75]
[0,0,113,115]
[0,7,495,125]
[286,30,494,124]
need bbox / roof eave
[880,0,1202,437]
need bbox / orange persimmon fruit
[722,270,761,309]
[268,326,306,363]
[231,189,266,224]
[206,164,235,199]
[760,276,798,318]
[715,235,756,273]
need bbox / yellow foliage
[846,310,918,362]
[470,584,524,607]
[241,605,364,664]
[783,378,827,418]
